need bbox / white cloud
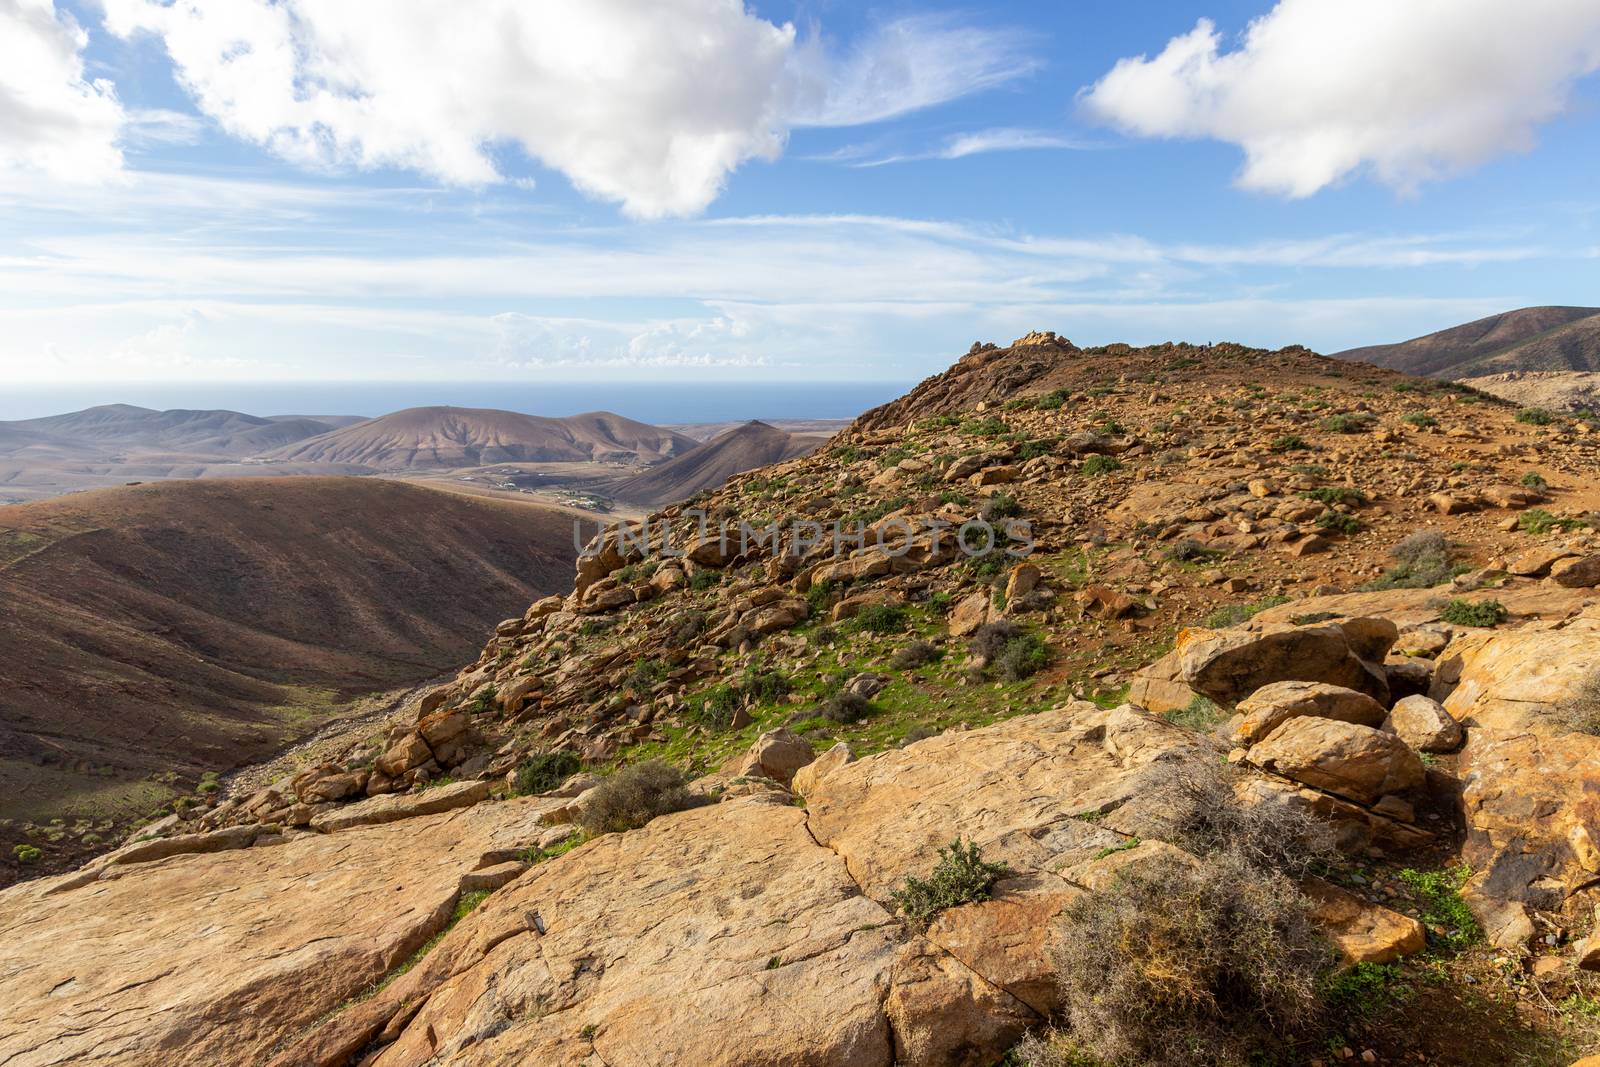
[847,127,1088,167]
[941,128,1082,159]
[99,1,1031,218]
[1082,0,1600,197]
[0,0,124,181]
[789,14,1037,127]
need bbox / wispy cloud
[828,127,1092,167]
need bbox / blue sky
[2,0,1598,390]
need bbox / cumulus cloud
[0,0,124,181]
[1082,0,1600,197]
[99,1,1030,218]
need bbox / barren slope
[1335,306,1600,378]
[0,477,576,832]
[604,420,827,505]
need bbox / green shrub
[739,665,791,704]
[614,559,659,583]
[981,492,1022,520]
[1299,486,1367,507]
[1015,438,1055,462]
[996,633,1052,682]
[1519,508,1584,534]
[1521,472,1548,490]
[576,761,699,836]
[514,751,583,796]
[820,690,871,724]
[851,603,908,634]
[687,683,742,730]
[1401,412,1437,427]
[13,844,41,865]
[1288,463,1329,477]
[627,657,667,689]
[1049,847,1329,1067]
[961,417,1011,437]
[1081,454,1121,477]
[890,838,1011,930]
[467,685,498,715]
[1314,511,1361,535]
[1271,434,1310,452]
[1362,529,1460,590]
[688,568,722,591]
[1516,408,1556,426]
[1397,865,1479,952]
[1320,412,1373,433]
[1439,598,1507,627]
[1035,388,1071,409]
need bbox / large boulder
[1227,681,1387,746]
[1432,610,1600,945]
[1177,618,1396,705]
[1384,694,1464,753]
[731,728,816,787]
[1246,717,1425,806]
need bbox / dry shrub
[967,619,1021,661]
[1146,759,1338,881]
[890,639,940,669]
[576,760,699,835]
[1050,849,1330,1067]
[1553,670,1600,736]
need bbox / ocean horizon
[0,380,913,425]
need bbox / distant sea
[0,381,912,424]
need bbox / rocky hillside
[265,406,697,468]
[604,419,826,505]
[1461,370,1600,414]
[1337,306,1600,378]
[5,334,1600,1066]
[0,477,577,872]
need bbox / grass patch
[1164,695,1224,732]
[1397,865,1479,952]
[1201,596,1289,629]
[1519,508,1586,535]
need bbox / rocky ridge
[5,334,1600,1065]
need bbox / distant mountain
[1334,306,1600,378]
[0,476,576,833]
[0,404,354,459]
[265,406,698,469]
[605,420,827,505]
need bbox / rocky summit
[5,335,1600,1066]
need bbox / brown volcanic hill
[0,476,576,834]
[1333,305,1600,378]
[265,406,698,468]
[604,420,827,505]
